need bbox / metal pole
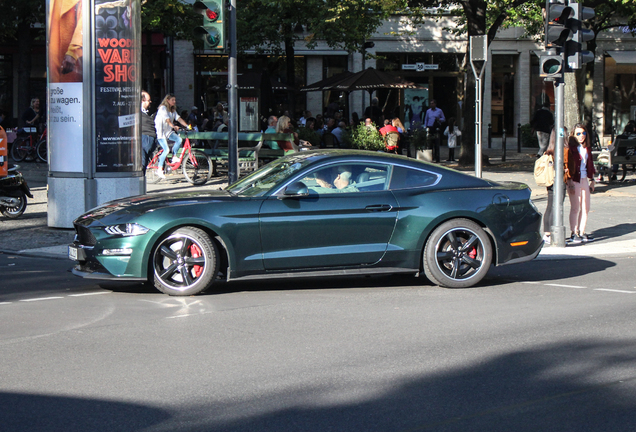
[552,78,566,247]
[502,128,506,162]
[517,123,521,153]
[227,0,238,184]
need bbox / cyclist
[154,93,189,178]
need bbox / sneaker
[542,234,551,245]
[581,234,594,243]
[596,174,603,182]
[171,156,179,163]
[569,233,582,244]
[156,168,165,179]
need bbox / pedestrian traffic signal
[545,0,573,49]
[540,54,565,80]
[564,2,595,70]
[193,0,225,51]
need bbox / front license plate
[68,246,78,261]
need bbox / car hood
[74,189,234,226]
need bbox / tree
[140,0,200,97]
[236,0,406,116]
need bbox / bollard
[517,123,521,153]
[488,123,492,149]
[502,128,507,162]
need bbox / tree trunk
[16,20,32,123]
[563,72,580,132]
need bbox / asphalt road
[1,253,635,432]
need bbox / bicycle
[146,132,213,185]
[11,127,47,163]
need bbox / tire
[183,151,213,185]
[152,227,218,296]
[1,191,27,219]
[36,139,47,163]
[11,138,28,162]
[423,218,492,288]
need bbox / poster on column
[94,0,141,172]
[47,0,84,173]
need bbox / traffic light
[564,2,595,70]
[545,0,574,49]
[540,53,565,80]
[194,0,226,51]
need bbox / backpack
[534,154,555,187]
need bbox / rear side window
[389,166,440,190]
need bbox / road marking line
[166,314,194,319]
[521,281,541,284]
[19,297,64,302]
[68,292,111,297]
[594,289,636,294]
[545,283,587,289]
[0,302,12,305]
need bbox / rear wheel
[183,151,213,185]
[1,191,27,218]
[423,218,492,288]
[36,139,47,163]
[152,227,218,296]
[11,138,28,162]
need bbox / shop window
[491,55,516,136]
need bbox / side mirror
[283,181,308,197]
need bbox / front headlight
[104,223,150,237]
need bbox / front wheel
[183,151,213,185]
[36,139,48,163]
[152,227,218,296]
[423,218,492,288]
[1,191,27,219]
[11,138,28,162]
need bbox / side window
[390,166,440,190]
[305,163,389,195]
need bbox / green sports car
[69,150,542,296]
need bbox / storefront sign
[402,63,439,71]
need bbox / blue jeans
[167,130,183,156]
[157,138,170,168]
[141,134,156,173]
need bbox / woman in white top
[564,123,596,243]
[154,93,189,177]
[443,117,461,162]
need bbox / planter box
[416,149,433,162]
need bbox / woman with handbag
[443,117,460,162]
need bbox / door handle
[365,204,393,212]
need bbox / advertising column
[47,0,143,228]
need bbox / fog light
[102,248,133,256]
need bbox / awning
[607,51,636,64]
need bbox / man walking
[140,90,156,174]
[424,99,445,162]
[531,101,554,157]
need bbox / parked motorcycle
[0,165,33,218]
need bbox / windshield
[226,153,316,197]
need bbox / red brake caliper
[189,244,203,278]
[468,247,477,259]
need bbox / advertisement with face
[94,0,141,172]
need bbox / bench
[178,132,294,176]
[594,137,636,181]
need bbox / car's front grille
[75,224,97,246]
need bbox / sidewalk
[2,147,635,262]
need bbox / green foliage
[237,0,407,55]
[0,1,45,42]
[297,127,322,147]
[141,0,201,41]
[349,123,385,151]
[410,127,429,149]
